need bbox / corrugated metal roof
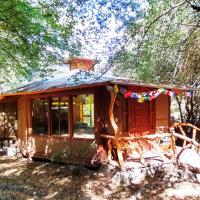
[5,70,114,93]
[3,70,191,95]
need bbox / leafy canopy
[114,0,200,87]
[0,0,143,88]
[69,0,142,66]
[112,0,200,125]
[0,0,75,84]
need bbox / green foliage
[51,152,63,163]
[51,151,68,163]
[71,165,82,176]
[0,0,75,84]
[113,0,200,125]
[114,0,200,86]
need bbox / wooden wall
[95,86,170,136]
[18,96,31,141]
[67,58,95,71]
[0,101,17,139]
[17,91,97,164]
[96,85,170,136]
[15,85,171,164]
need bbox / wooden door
[128,99,155,135]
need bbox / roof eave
[111,80,193,91]
[1,81,112,97]
[1,79,196,98]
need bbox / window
[73,94,94,139]
[51,97,69,135]
[31,94,95,138]
[32,98,48,135]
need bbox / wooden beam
[174,122,200,132]
[178,125,187,147]
[173,122,200,149]
[192,128,197,150]
[100,133,171,140]
[173,132,200,149]
[2,82,111,97]
[68,95,73,140]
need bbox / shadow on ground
[0,154,200,200]
[0,155,93,200]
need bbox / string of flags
[106,85,193,103]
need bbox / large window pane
[32,98,48,135]
[73,94,94,139]
[51,97,59,135]
[51,97,69,135]
[60,97,69,135]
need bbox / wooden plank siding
[127,86,156,136]
[155,94,170,132]
[17,88,100,163]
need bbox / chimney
[65,57,96,71]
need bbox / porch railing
[100,123,200,166]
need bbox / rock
[129,168,146,185]
[120,171,130,186]
[7,147,17,157]
[122,160,143,170]
[110,167,147,187]
[160,181,200,199]
[111,172,122,187]
[197,173,200,182]
[100,161,120,175]
[178,148,200,173]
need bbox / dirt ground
[0,155,200,200]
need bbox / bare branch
[186,0,200,12]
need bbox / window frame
[72,93,95,139]
[31,95,70,138]
[31,97,49,136]
[50,96,70,137]
[30,91,95,140]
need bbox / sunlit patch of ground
[0,156,91,200]
[0,155,200,200]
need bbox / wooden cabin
[0,57,180,165]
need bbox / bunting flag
[106,84,119,94]
[107,85,193,103]
[113,84,119,94]
[124,88,193,103]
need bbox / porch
[97,86,200,168]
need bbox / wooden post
[173,122,200,150]
[107,139,112,161]
[178,125,187,147]
[173,132,200,149]
[192,128,197,150]
[170,131,176,159]
[108,88,124,166]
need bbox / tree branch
[186,0,200,12]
